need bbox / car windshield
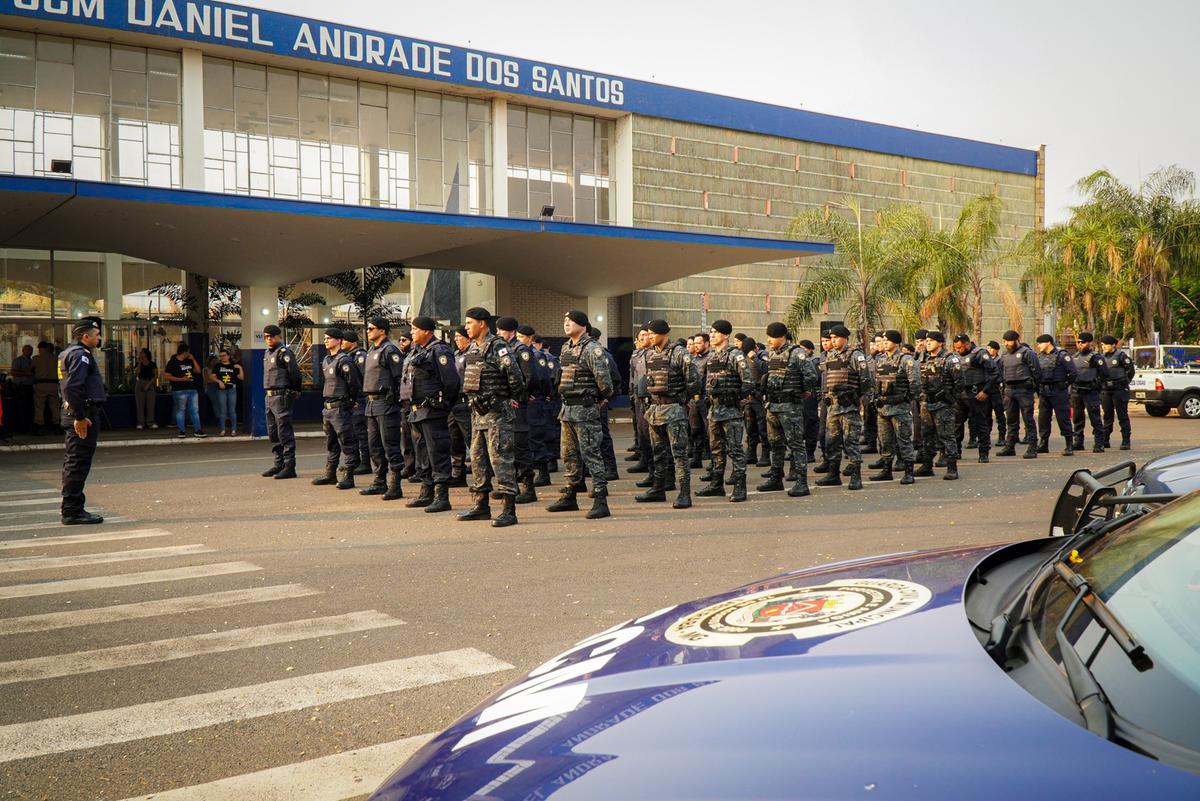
[1033,492,1200,750]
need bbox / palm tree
[312,264,407,324]
[787,199,926,343]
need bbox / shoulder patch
[391,353,400,363]
[341,363,350,373]
[283,355,291,363]
[501,355,511,367]
[81,354,89,364]
[521,351,530,361]
[683,355,692,363]
[497,346,509,357]
[438,354,449,365]
[536,357,547,367]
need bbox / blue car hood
[372,545,1198,801]
[1135,447,1200,495]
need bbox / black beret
[516,324,535,336]
[1077,331,1094,343]
[638,323,650,332]
[495,316,519,331]
[829,324,851,338]
[464,306,491,322]
[952,333,971,344]
[926,331,946,343]
[453,326,468,338]
[733,332,747,342]
[343,329,359,343]
[819,332,831,340]
[742,337,758,351]
[799,339,815,350]
[262,324,282,336]
[368,317,390,331]
[324,327,344,340]
[987,340,1000,350]
[647,319,671,335]
[589,327,602,339]
[1035,334,1054,344]
[1002,330,1021,341]
[565,309,589,328]
[914,329,928,340]
[395,327,412,340]
[532,335,544,344]
[765,322,788,338]
[711,319,733,335]
[885,329,903,344]
[412,315,437,332]
[1100,335,1118,345]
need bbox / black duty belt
[322,397,349,410]
[649,396,684,405]
[561,397,592,406]
[365,392,389,399]
[266,389,291,396]
[1040,382,1068,391]
[1005,379,1030,387]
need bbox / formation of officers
[255,310,1139,526]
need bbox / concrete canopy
[0,176,831,297]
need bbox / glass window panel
[269,116,298,140]
[597,186,609,221]
[0,29,35,59]
[507,177,528,216]
[573,116,594,174]
[552,180,572,218]
[35,61,73,112]
[527,108,549,151]
[299,96,329,141]
[299,72,327,98]
[147,50,178,76]
[529,189,551,219]
[0,84,34,111]
[467,119,487,162]
[387,87,414,133]
[507,125,526,167]
[550,111,572,134]
[415,113,440,159]
[330,124,357,145]
[0,35,35,86]
[73,40,109,95]
[36,35,72,64]
[417,159,442,206]
[468,98,490,122]
[442,95,466,141]
[359,104,386,150]
[329,77,356,104]
[111,45,146,73]
[148,71,178,104]
[415,91,440,117]
[389,132,415,158]
[359,81,386,108]
[329,97,356,128]
[551,130,571,174]
[529,146,549,170]
[110,70,145,108]
[234,86,267,134]
[266,69,298,117]
[574,196,596,224]
[0,249,54,319]
[204,107,234,132]
[233,62,266,90]
[203,58,234,110]
[508,104,526,129]
[73,92,107,135]
[147,101,178,126]
[443,139,466,184]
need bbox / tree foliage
[312,264,407,324]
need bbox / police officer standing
[688,333,711,470]
[516,324,554,486]
[496,316,540,504]
[815,325,871,490]
[996,331,1041,458]
[741,335,771,469]
[797,339,821,462]
[1069,332,1110,453]
[457,307,526,528]
[758,322,818,497]
[401,316,461,513]
[1034,334,1078,456]
[695,320,752,502]
[261,324,301,480]
[637,319,701,508]
[984,340,1008,444]
[359,317,406,500]
[395,328,417,480]
[952,334,997,463]
[628,325,653,476]
[869,330,920,484]
[313,328,362,489]
[1100,335,1134,450]
[533,335,562,472]
[448,326,472,486]
[59,317,106,525]
[915,332,963,480]
[341,330,374,475]
[547,309,615,519]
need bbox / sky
[237,0,1199,223]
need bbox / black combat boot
[943,459,959,480]
[757,450,771,467]
[847,463,863,490]
[934,452,948,468]
[547,459,559,473]
[515,476,538,504]
[730,475,747,503]
[756,470,784,492]
[861,442,878,455]
[547,487,579,512]
[699,464,715,483]
[1037,439,1049,454]
[491,495,517,527]
[1022,442,1039,459]
[62,510,104,525]
[635,474,667,502]
[868,459,894,481]
[672,471,692,509]
[1092,441,1105,454]
[899,461,915,485]
[457,492,491,521]
[627,460,650,474]
[273,462,297,480]
[399,464,414,479]
[913,459,935,477]
[624,451,641,461]
[586,491,611,519]
[424,484,452,513]
[405,484,434,508]
[966,437,977,450]
[335,467,355,490]
[787,467,810,497]
[533,462,552,486]
[996,443,1016,456]
[311,465,337,486]
[360,478,388,496]
[353,462,373,476]
[786,460,801,482]
[382,472,404,501]
[812,457,831,474]
[1120,438,1131,451]
[978,450,989,464]
[1062,439,1074,456]
[696,476,726,497]
[447,471,468,488]
[689,453,702,469]
[635,471,657,488]
[746,444,758,467]
[261,463,283,477]
[815,459,843,486]
[867,455,889,470]
[1072,437,1084,452]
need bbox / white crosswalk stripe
[0,610,406,684]
[0,544,213,573]
[0,509,62,521]
[0,488,57,497]
[0,528,171,551]
[0,561,262,598]
[0,497,60,507]
[0,648,512,763]
[0,518,129,533]
[113,734,435,801]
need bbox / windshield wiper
[1052,562,1154,672]
[1055,585,1114,740]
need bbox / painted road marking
[0,562,262,599]
[0,529,171,551]
[0,545,213,574]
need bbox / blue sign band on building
[2,0,1038,175]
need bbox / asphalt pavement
[0,411,1195,800]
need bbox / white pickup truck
[1129,344,1200,419]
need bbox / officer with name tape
[1034,333,1078,456]
[400,316,461,514]
[637,319,701,508]
[952,334,997,463]
[358,317,406,501]
[695,319,752,502]
[58,317,107,525]
[496,316,541,504]
[1099,335,1134,450]
[1069,331,1110,453]
[868,329,920,485]
[815,324,871,490]
[995,330,1042,458]
[758,322,819,497]
[547,309,615,519]
[341,329,374,476]
[516,324,554,486]
[260,324,302,480]
[313,328,362,489]
[447,326,472,487]
[915,331,964,480]
[457,307,526,528]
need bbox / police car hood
[1134,446,1200,495]
[370,545,1198,801]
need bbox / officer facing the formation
[916,332,964,480]
[1099,335,1134,450]
[496,317,542,504]
[996,330,1041,458]
[1069,332,1110,453]
[516,324,554,486]
[759,322,819,497]
[260,324,302,480]
[637,319,701,509]
[952,334,997,463]
[359,317,406,501]
[816,325,870,490]
[457,307,526,528]
[313,328,362,489]
[547,309,615,519]
[341,330,374,475]
[447,327,472,486]
[1034,333,1078,456]
[695,320,752,502]
[400,316,461,514]
[59,317,107,524]
[869,330,920,485]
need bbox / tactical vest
[960,348,987,386]
[1038,350,1068,383]
[646,345,686,401]
[264,346,294,389]
[321,352,355,398]
[823,348,860,397]
[876,354,911,402]
[400,343,446,403]
[363,341,401,393]
[558,339,600,400]
[1104,353,1130,388]
[705,347,742,404]
[461,340,509,397]
[999,348,1034,383]
[921,351,949,396]
[766,346,806,403]
[1072,349,1098,388]
[58,343,106,404]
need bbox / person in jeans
[133,348,158,430]
[164,343,206,438]
[209,349,243,435]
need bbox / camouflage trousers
[765,407,807,477]
[877,407,916,464]
[561,419,608,496]
[920,404,959,463]
[824,409,862,464]
[469,408,517,497]
[707,415,747,481]
[649,417,691,488]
